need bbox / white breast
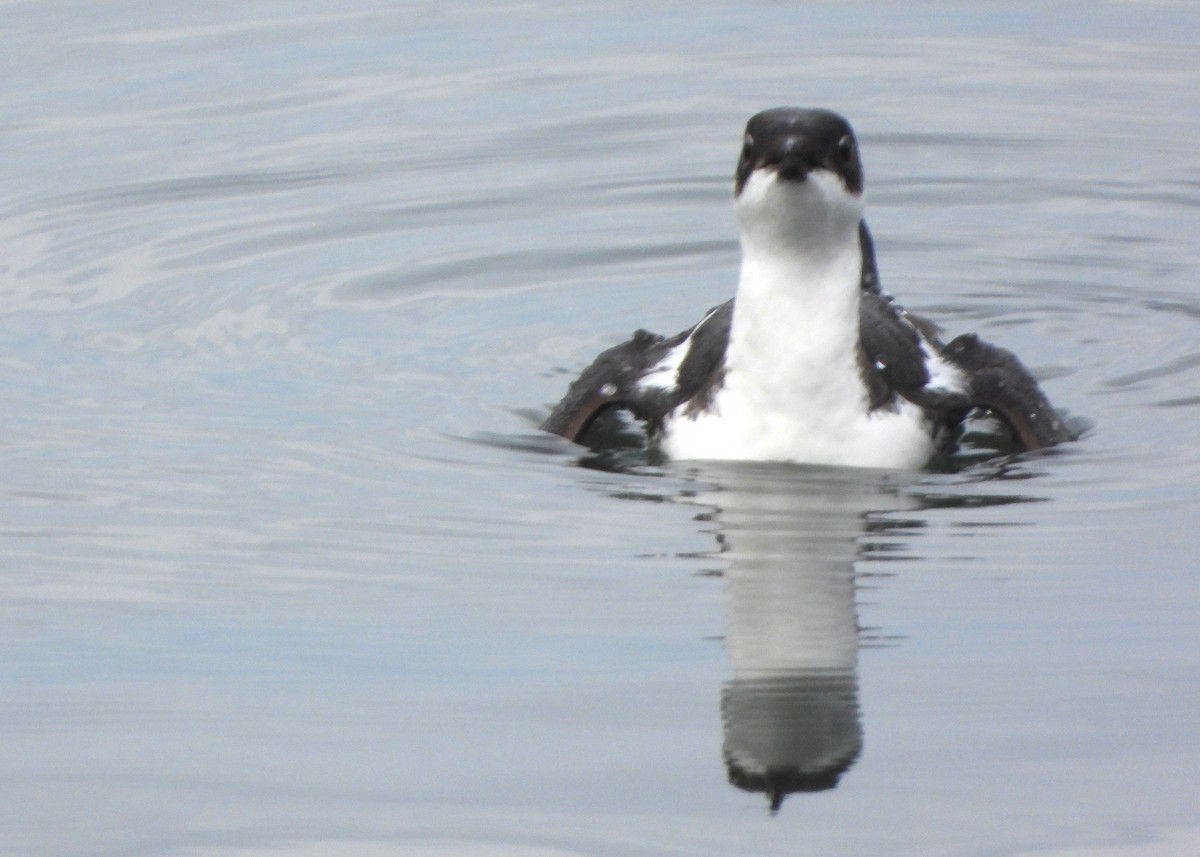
[658,169,938,469]
[660,306,938,468]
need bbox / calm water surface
[3,2,1199,856]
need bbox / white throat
[660,168,937,468]
[725,168,866,406]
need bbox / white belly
[660,381,936,469]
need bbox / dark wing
[857,221,959,411]
[939,334,1073,450]
[672,300,733,412]
[857,290,940,411]
[859,297,1071,451]
[857,221,1071,452]
[540,328,678,441]
[541,302,734,443]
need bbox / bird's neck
[727,226,864,377]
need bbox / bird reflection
[683,461,913,813]
[558,428,1050,812]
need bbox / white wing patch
[637,340,690,391]
[896,307,966,394]
[636,307,722,393]
[919,336,966,393]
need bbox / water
[3,2,1199,855]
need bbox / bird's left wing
[859,292,1071,452]
[938,333,1073,450]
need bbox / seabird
[542,107,1071,468]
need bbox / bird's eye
[837,134,855,162]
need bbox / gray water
[3,2,1199,855]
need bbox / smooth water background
[3,2,1199,855]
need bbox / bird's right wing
[541,329,677,442]
[541,301,734,444]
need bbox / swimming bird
[542,107,1071,468]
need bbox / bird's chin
[736,170,863,245]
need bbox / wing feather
[940,334,1072,450]
[541,329,681,442]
